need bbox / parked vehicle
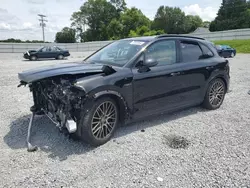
[18,35,230,147]
[23,46,70,61]
[216,45,236,58]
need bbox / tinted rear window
[180,41,202,62]
[200,43,214,57]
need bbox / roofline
[156,34,205,40]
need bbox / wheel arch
[216,76,228,92]
[92,90,129,124]
[203,74,229,98]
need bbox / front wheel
[78,97,119,146]
[202,78,226,110]
[30,55,37,61]
[57,54,64,60]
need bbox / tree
[71,11,87,42]
[71,0,120,42]
[110,0,126,13]
[210,0,249,31]
[128,25,164,37]
[55,27,76,43]
[120,7,151,37]
[184,15,203,33]
[106,18,124,40]
[152,6,187,34]
[202,21,211,28]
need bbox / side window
[180,41,202,62]
[40,47,46,52]
[145,40,176,66]
[200,43,214,57]
[56,47,62,51]
[51,47,56,51]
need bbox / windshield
[85,40,148,67]
[36,46,44,51]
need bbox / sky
[0,0,221,42]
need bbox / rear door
[175,39,216,105]
[50,46,60,58]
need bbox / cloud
[29,7,48,15]
[183,4,218,21]
[0,22,11,30]
[0,8,8,14]
[25,0,46,4]
[23,22,34,29]
[0,8,21,26]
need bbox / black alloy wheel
[78,97,119,146]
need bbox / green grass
[213,39,250,53]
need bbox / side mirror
[136,58,158,73]
[144,58,158,67]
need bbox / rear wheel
[78,97,119,146]
[30,55,37,61]
[202,78,226,110]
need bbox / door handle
[206,66,214,70]
[170,72,181,76]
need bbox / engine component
[27,112,38,152]
[66,120,77,133]
[24,76,86,152]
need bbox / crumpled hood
[18,62,104,83]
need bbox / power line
[38,14,48,42]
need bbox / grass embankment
[213,39,250,53]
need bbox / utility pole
[38,14,47,42]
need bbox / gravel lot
[0,52,250,188]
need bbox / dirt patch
[163,135,190,149]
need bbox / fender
[202,70,230,98]
[74,82,133,118]
[73,69,134,110]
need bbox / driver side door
[132,39,181,118]
[37,47,48,58]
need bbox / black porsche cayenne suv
[18,35,230,147]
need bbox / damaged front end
[18,63,118,151]
[21,75,89,152]
[30,76,87,134]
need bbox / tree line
[2,0,249,43]
[210,0,250,31]
[56,0,250,43]
[55,0,207,43]
[0,38,49,43]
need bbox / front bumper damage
[23,51,30,59]
[22,77,87,152]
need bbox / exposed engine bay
[18,64,118,151]
[30,76,86,134]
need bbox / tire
[30,55,37,61]
[78,97,119,146]
[57,54,64,60]
[202,78,226,110]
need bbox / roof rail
[156,34,205,40]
